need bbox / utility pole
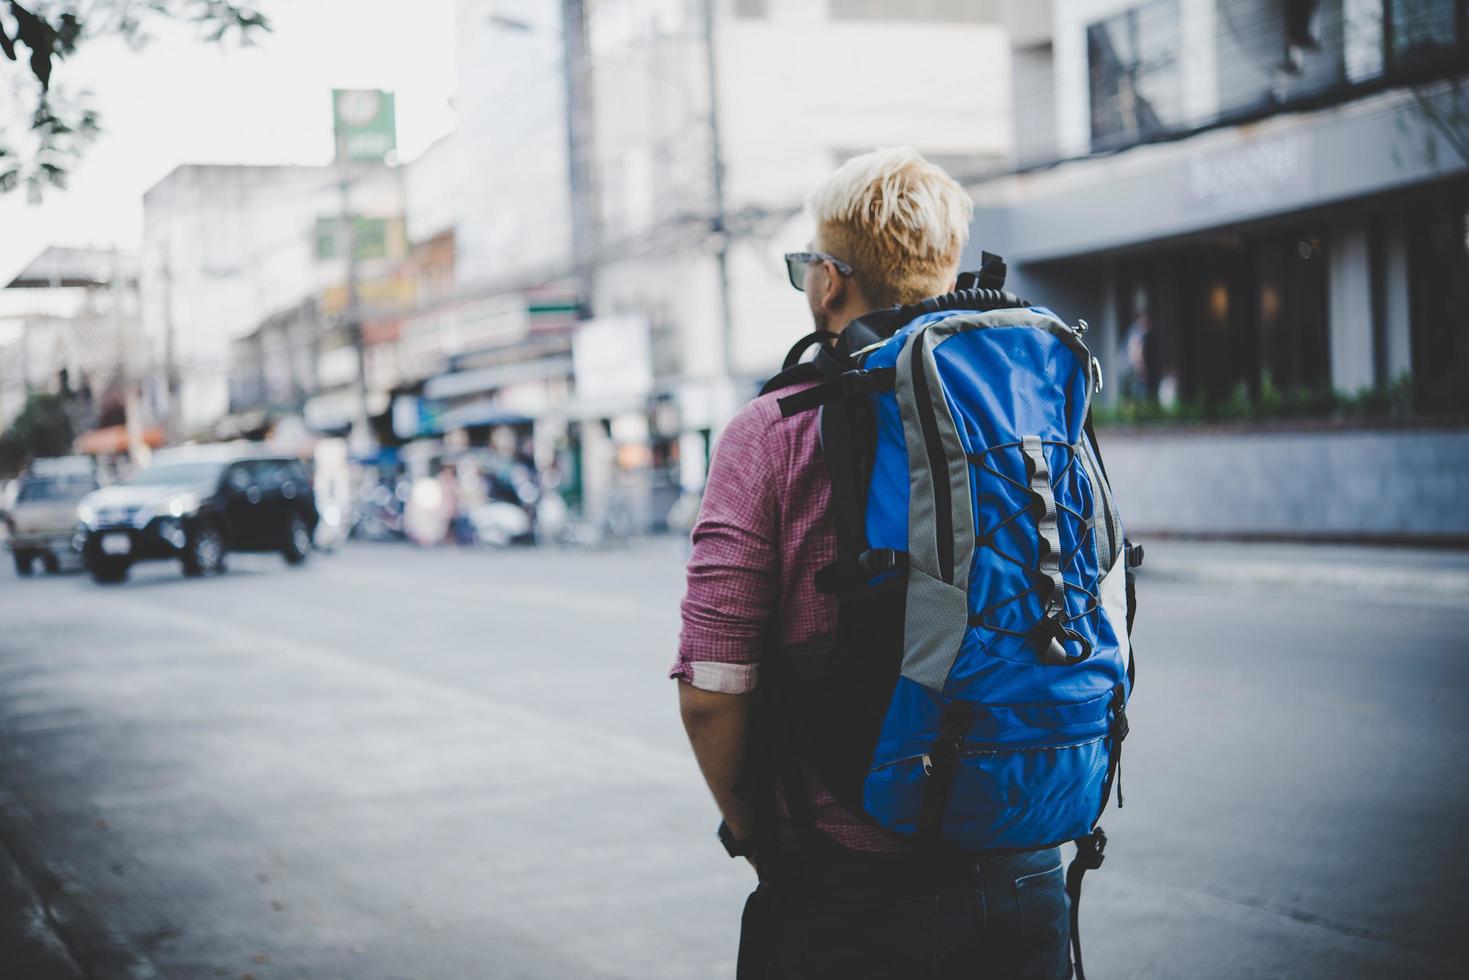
[562,0,597,318]
[161,244,180,444]
[700,0,735,394]
[335,133,371,452]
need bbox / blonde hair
[807,147,973,308]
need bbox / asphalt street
[0,540,1465,979]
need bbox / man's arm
[671,400,782,852]
[678,682,752,841]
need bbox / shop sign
[1187,132,1313,213]
[333,89,397,163]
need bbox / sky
[0,0,459,290]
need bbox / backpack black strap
[775,368,895,418]
[956,251,1009,292]
[782,329,839,370]
[819,370,871,600]
[759,361,820,398]
[1066,826,1107,980]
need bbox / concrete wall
[969,83,1469,266]
[1099,427,1469,543]
[453,0,573,287]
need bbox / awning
[74,425,165,455]
[539,393,650,421]
[6,246,140,289]
[424,354,572,401]
[437,400,534,430]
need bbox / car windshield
[17,477,95,502]
[126,461,227,487]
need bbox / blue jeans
[748,839,1072,979]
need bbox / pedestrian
[673,148,1084,979]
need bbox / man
[673,147,1072,978]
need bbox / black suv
[77,452,318,584]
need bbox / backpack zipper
[868,735,1108,775]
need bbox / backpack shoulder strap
[759,362,820,397]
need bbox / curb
[1137,558,1469,598]
[0,787,164,979]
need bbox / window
[16,477,96,502]
[1087,1,1184,151]
[225,464,253,492]
[247,460,287,490]
[1388,0,1463,67]
[1407,201,1469,411]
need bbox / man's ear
[817,260,846,312]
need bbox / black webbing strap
[1066,826,1107,980]
[956,251,1008,292]
[742,649,814,846]
[813,549,908,596]
[818,368,870,595]
[1082,411,1108,481]
[776,368,895,418]
[780,329,839,370]
[916,701,972,839]
[759,361,820,398]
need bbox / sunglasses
[783,251,853,292]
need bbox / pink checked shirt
[673,382,909,852]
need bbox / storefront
[973,81,1469,420]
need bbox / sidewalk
[1134,537,1469,600]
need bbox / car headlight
[167,493,199,518]
[76,502,98,528]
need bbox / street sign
[314,216,403,261]
[332,89,397,163]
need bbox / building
[0,247,141,437]
[141,163,406,436]
[985,0,1468,412]
[581,0,1014,522]
[975,0,1469,541]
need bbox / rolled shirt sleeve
[672,399,782,694]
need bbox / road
[0,541,1464,979]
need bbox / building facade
[141,163,405,436]
[984,0,1468,416]
[975,0,1469,541]
[0,248,141,436]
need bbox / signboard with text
[332,89,397,163]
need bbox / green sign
[332,89,396,163]
[315,216,392,261]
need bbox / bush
[1093,374,1465,428]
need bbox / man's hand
[678,681,754,843]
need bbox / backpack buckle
[1032,614,1092,666]
[1075,827,1108,871]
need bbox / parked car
[76,449,317,584]
[2,457,101,576]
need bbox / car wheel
[41,552,60,574]
[90,559,129,584]
[182,526,227,577]
[283,516,311,565]
[13,551,34,577]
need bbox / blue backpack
[754,256,1140,977]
